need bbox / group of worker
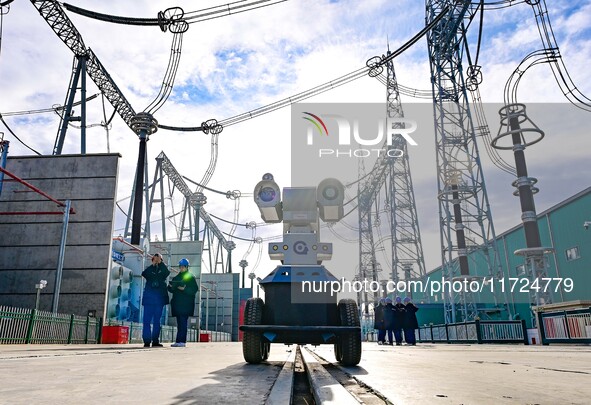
[373,296,419,346]
[141,253,198,348]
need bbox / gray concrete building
[0,154,120,316]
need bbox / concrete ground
[312,343,591,405]
[0,342,289,405]
[0,342,589,404]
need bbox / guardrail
[418,319,528,344]
[0,305,233,344]
[0,306,101,344]
[538,307,591,345]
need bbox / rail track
[266,345,392,405]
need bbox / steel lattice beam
[357,55,426,313]
[31,0,137,131]
[426,0,505,322]
[155,152,234,252]
[385,57,426,287]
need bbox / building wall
[201,273,239,341]
[421,187,591,325]
[0,154,120,316]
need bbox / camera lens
[259,186,276,202]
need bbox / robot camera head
[317,178,345,222]
[254,173,282,223]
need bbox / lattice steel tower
[426,0,504,322]
[357,52,426,314]
[357,154,381,315]
[385,56,427,289]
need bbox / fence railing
[418,319,528,344]
[538,307,591,345]
[104,319,232,343]
[0,306,233,344]
[0,306,101,344]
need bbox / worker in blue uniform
[141,253,170,347]
[383,297,396,345]
[374,298,386,344]
[168,258,198,347]
[403,296,419,345]
[393,296,406,345]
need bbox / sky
[1,0,590,288]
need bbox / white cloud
[1,0,590,282]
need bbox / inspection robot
[239,174,362,366]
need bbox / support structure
[129,113,158,245]
[53,55,88,155]
[357,54,426,318]
[426,0,504,322]
[0,139,8,198]
[385,55,426,290]
[492,103,553,326]
[357,157,380,315]
[144,151,235,273]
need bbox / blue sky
[0,0,590,277]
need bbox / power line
[158,5,450,132]
[0,93,100,117]
[62,1,288,30]
[0,114,42,155]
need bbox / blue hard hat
[179,258,190,267]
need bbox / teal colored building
[419,187,591,328]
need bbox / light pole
[256,277,262,298]
[239,260,248,288]
[220,297,225,340]
[35,280,48,311]
[202,281,218,340]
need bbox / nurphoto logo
[302,112,418,158]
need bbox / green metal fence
[418,319,528,344]
[0,305,101,344]
[0,305,232,344]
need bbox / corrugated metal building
[419,187,591,327]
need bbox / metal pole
[221,297,224,339]
[205,288,209,334]
[0,140,9,198]
[35,288,41,311]
[215,293,218,334]
[52,200,71,313]
[80,56,87,154]
[143,150,151,239]
[197,279,202,341]
[131,130,147,245]
[54,58,83,155]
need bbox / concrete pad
[300,347,359,404]
[311,342,591,405]
[0,342,290,404]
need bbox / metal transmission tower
[426,0,503,322]
[146,152,235,273]
[357,156,381,315]
[357,54,426,315]
[384,56,427,291]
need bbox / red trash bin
[199,333,210,342]
[101,326,129,344]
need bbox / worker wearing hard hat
[168,258,198,347]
